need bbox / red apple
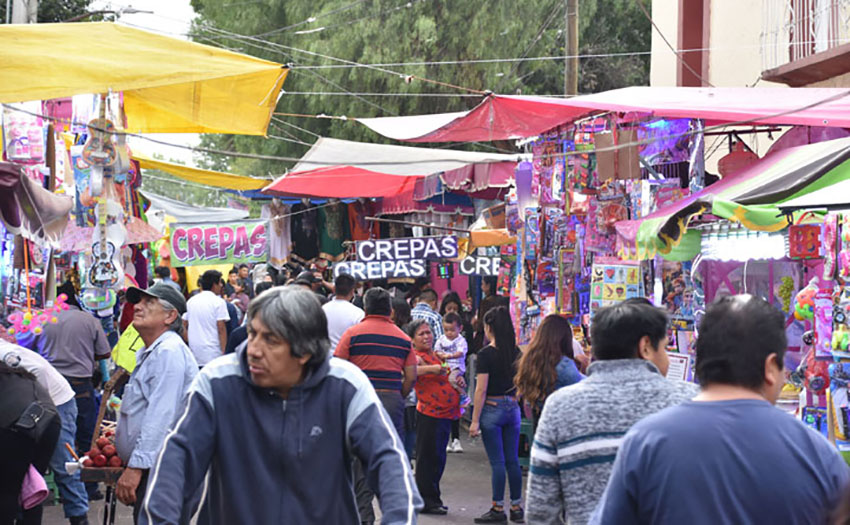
[104,430,114,438]
[102,445,116,457]
[87,448,100,459]
[108,455,122,467]
[82,458,94,467]
[93,454,107,467]
[96,437,111,449]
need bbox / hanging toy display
[839,214,850,279]
[6,293,70,336]
[79,94,127,317]
[793,277,819,322]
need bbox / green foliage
[190,0,650,176]
[0,0,94,23]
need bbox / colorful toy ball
[793,280,818,322]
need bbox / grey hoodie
[140,349,422,524]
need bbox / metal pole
[564,0,579,96]
[5,0,10,24]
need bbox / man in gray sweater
[525,299,698,525]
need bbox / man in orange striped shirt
[335,286,418,525]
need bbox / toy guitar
[82,95,117,197]
[89,188,122,289]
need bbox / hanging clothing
[348,200,378,241]
[291,201,319,262]
[318,201,350,261]
[261,201,291,270]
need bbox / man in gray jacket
[140,286,421,524]
[525,298,698,525]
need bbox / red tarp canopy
[264,165,420,199]
[357,87,850,143]
[262,137,517,199]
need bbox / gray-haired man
[115,284,198,524]
[140,286,422,524]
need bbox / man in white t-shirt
[184,270,229,367]
[324,273,364,351]
[0,341,90,524]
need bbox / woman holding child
[408,319,461,516]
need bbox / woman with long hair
[472,277,504,355]
[515,315,584,431]
[408,320,461,516]
[391,296,412,329]
[469,306,524,523]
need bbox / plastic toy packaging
[2,102,45,165]
[793,277,819,321]
[839,214,850,279]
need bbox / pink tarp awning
[264,165,421,199]
[358,87,850,143]
[413,161,515,201]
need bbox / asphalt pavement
[43,433,520,524]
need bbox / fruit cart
[77,369,128,525]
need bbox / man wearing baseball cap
[114,284,198,524]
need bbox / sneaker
[474,507,507,523]
[446,441,454,453]
[451,437,463,453]
[510,506,525,523]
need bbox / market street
[42,434,500,525]
[7,2,850,524]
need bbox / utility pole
[11,0,37,23]
[564,0,578,96]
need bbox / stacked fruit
[83,431,123,468]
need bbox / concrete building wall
[649,0,784,173]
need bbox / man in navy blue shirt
[591,294,850,524]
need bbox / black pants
[451,419,460,441]
[132,469,149,525]
[355,390,405,524]
[414,412,451,510]
[0,423,60,525]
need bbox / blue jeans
[480,398,523,506]
[65,377,99,497]
[50,400,89,518]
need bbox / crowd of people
[2,261,850,525]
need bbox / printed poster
[662,260,695,323]
[590,258,641,315]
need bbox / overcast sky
[88,1,202,164]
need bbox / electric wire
[6,87,849,167]
[200,24,487,94]
[251,0,369,38]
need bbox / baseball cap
[126,283,187,315]
[294,271,320,285]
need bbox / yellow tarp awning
[1,22,287,135]
[133,154,269,191]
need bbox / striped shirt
[526,359,698,525]
[334,315,417,391]
[411,303,443,339]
